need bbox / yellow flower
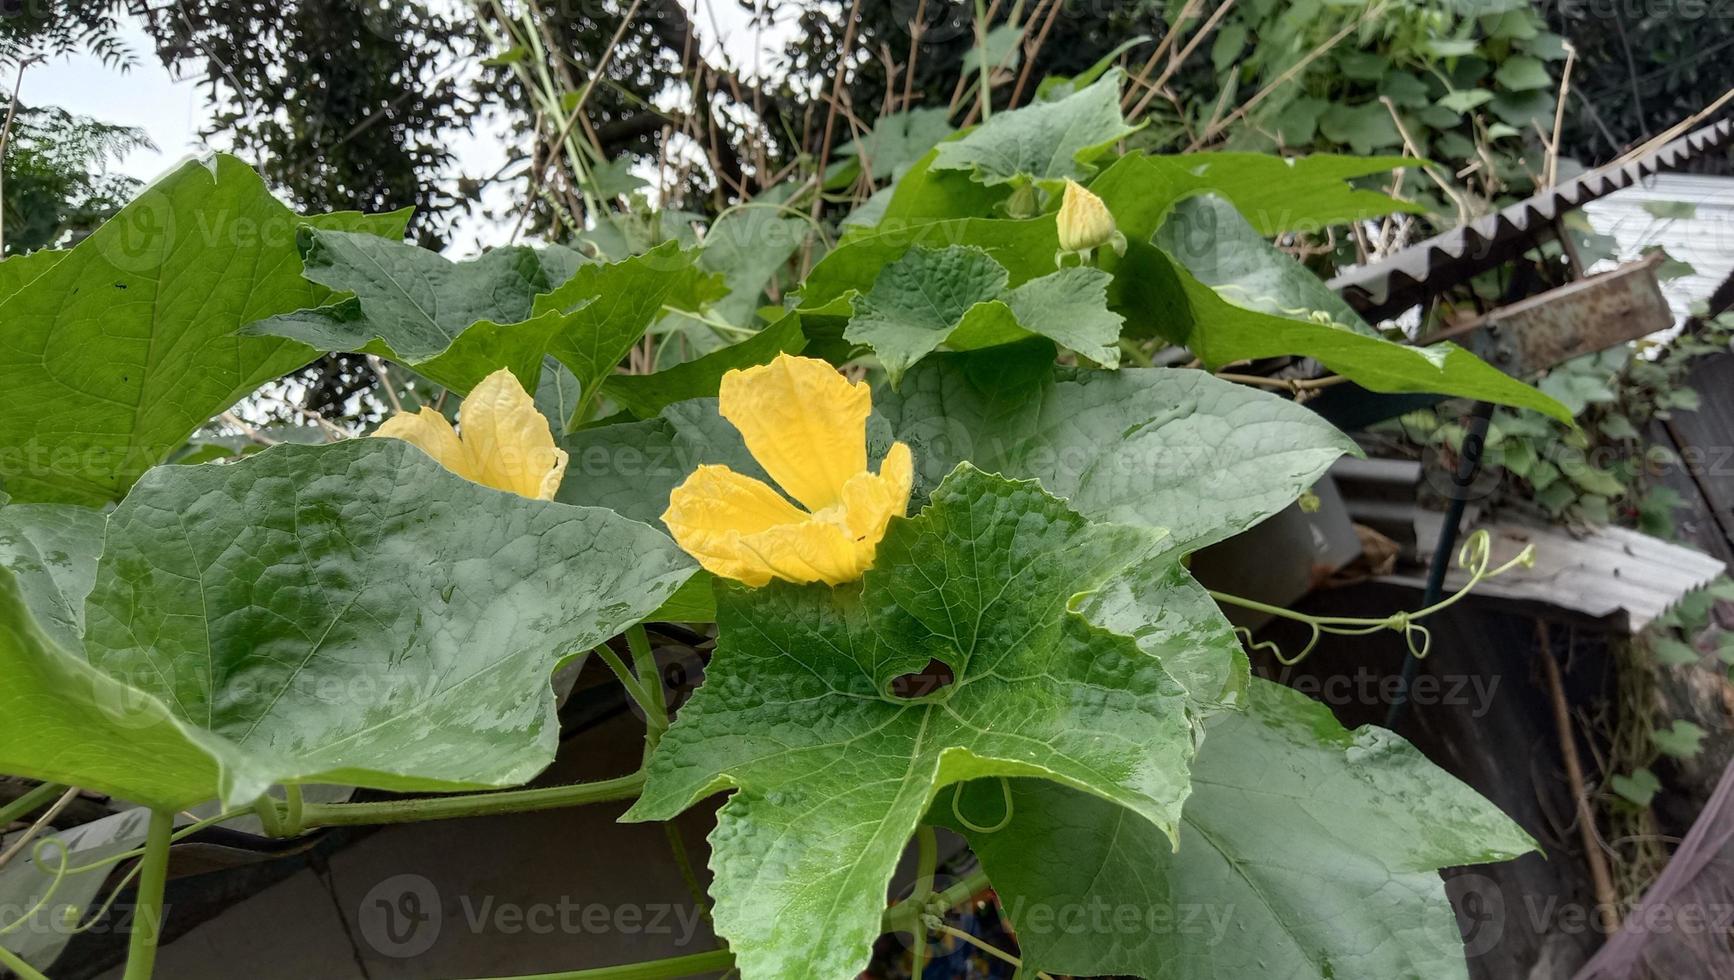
[1055,178,1126,262]
[372,367,568,500]
[662,354,914,587]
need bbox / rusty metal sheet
[1462,254,1675,376]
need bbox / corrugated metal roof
[1582,172,1734,323]
[1329,119,1734,320]
[1387,511,1725,631]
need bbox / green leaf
[1088,151,1424,237]
[697,206,807,325]
[876,344,1359,551]
[1155,195,1374,334]
[1036,35,1151,101]
[1076,552,1249,713]
[800,217,1060,312]
[582,156,649,199]
[1494,55,1553,91]
[845,245,1008,381]
[1381,71,1432,109]
[931,69,1136,185]
[1653,719,1706,758]
[626,465,1195,980]
[242,229,586,393]
[868,146,1014,228]
[961,22,1023,73]
[948,678,1537,980]
[841,107,956,181]
[1426,38,1480,57]
[1652,637,1699,667]
[0,563,224,810]
[1318,102,1404,155]
[1438,88,1496,113]
[534,242,726,424]
[1642,200,1698,220]
[0,501,104,652]
[603,312,806,419]
[1135,198,1573,423]
[843,245,1124,382]
[1610,767,1661,807]
[0,249,65,299]
[0,439,694,809]
[0,155,409,505]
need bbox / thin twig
[1132,0,1239,120]
[1536,622,1622,934]
[811,0,865,222]
[1184,3,1375,149]
[0,787,79,873]
[1124,0,1203,112]
[219,411,279,447]
[366,355,405,415]
[1545,43,1578,190]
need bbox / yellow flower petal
[457,368,569,500]
[373,368,568,500]
[736,519,867,586]
[719,354,868,513]
[1056,178,1117,253]
[662,465,810,587]
[374,408,466,474]
[838,441,914,547]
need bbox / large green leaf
[247,228,583,360]
[0,563,222,810]
[560,344,1357,556]
[0,249,65,299]
[874,344,1360,553]
[1077,555,1248,714]
[845,245,1122,383]
[532,241,726,425]
[0,155,408,505]
[627,465,1195,980]
[799,216,1060,315]
[1155,195,1374,333]
[931,70,1136,185]
[0,439,693,809]
[1128,198,1572,423]
[948,679,1537,980]
[0,500,104,651]
[1088,151,1423,237]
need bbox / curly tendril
[1212,530,1535,667]
[950,778,1015,834]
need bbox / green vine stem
[0,783,68,827]
[593,643,657,721]
[120,809,174,980]
[908,825,938,978]
[1209,529,1536,665]
[295,772,646,829]
[626,625,670,757]
[0,941,50,980]
[882,868,992,933]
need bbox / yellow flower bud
[1055,179,1125,262]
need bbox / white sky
[24,0,796,251]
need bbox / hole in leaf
[887,658,955,701]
